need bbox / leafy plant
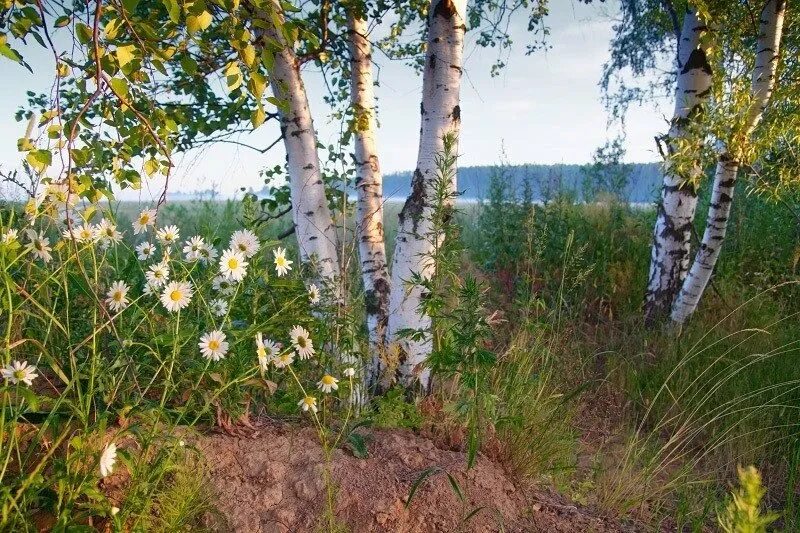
[718,465,779,533]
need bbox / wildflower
[156,225,180,246]
[256,333,279,370]
[132,208,156,234]
[343,367,356,378]
[308,284,320,305]
[142,281,160,297]
[2,228,18,245]
[37,181,77,209]
[160,280,193,313]
[111,506,120,516]
[183,236,206,262]
[289,325,315,359]
[100,442,117,477]
[273,247,293,277]
[197,242,218,266]
[62,223,96,243]
[198,330,229,361]
[146,261,170,288]
[219,249,248,281]
[210,298,228,317]
[273,351,295,369]
[297,395,318,414]
[135,241,155,261]
[105,281,131,312]
[2,360,38,386]
[212,274,237,296]
[230,229,260,258]
[95,219,123,247]
[26,231,52,263]
[317,374,339,393]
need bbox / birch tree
[346,6,390,388]
[256,0,341,285]
[387,0,468,389]
[643,7,713,324]
[671,0,787,324]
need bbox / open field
[3,183,799,530]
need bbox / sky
[0,0,670,201]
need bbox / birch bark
[644,8,712,324]
[387,0,467,390]
[347,10,390,390]
[671,0,786,324]
[260,0,340,284]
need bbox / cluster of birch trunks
[264,0,788,393]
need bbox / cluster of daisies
[253,327,356,415]
[0,218,125,265]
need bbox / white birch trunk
[644,9,712,324]
[671,0,786,324]
[347,12,390,392]
[387,0,467,390]
[261,0,340,284]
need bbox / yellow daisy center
[169,290,182,302]
[321,375,335,385]
[228,258,239,269]
[139,215,149,224]
[113,292,123,302]
[13,369,25,380]
[208,339,220,350]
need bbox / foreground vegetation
[1,169,798,530]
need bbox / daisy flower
[256,333,279,370]
[197,243,218,266]
[142,281,160,298]
[308,284,320,305]
[289,325,315,359]
[183,236,206,262]
[133,208,157,234]
[317,374,339,394]
[198,330,229,361]
[2,229,18,245]
[105,281,131,312]
[2,360,38,386]
[100,442,117,477]
[343,367,356,378]
[219,249,248,281]
[160,280,193,313]
[212,274,237,296]
[95,219,123,247]
[146,261,170,287]
[230,229,260,258]
[210,298,228,317]
[273,247,293,277]
[135,241,155,261]
[62,223,96,243]
[273,350,295,369]
[297,396,318,414]
[156,225,180,246]
[26,231,52,263]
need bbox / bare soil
[195,421,636,532]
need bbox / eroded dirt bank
[196,423,633,532]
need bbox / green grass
[2,178,798,529]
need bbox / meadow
[2,172,798,531]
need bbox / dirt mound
[195,422,631,532]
